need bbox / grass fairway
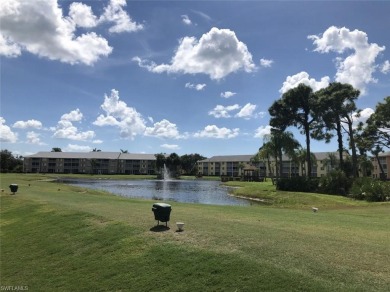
[1,174,389,291]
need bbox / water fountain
[163,163,171,180]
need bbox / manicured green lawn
[225,180,388,209]
[1,174,389,291]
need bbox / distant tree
[269,84,319,177]
[370,96,390,146]
[274,130,300,178]
[315,83,360,174]
[292,148,307,176]
[92,148,101,152]
[258,130,301,179]
[120,149,128,153]
[180,154,206,175]
[154,153,166,172]
[322,152,339,173]
[0,150,23,173]
[356,97,390,179]
[291,148,316,177]
[256,143,275,180]
[166,153,181,174]
[357,96,390,151]
[340,108,361,178]
[358,155,373,177]
[51,147,62,152]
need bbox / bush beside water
[276,177,319,193]
[276,171,389,202]
[349,177,390,202]
[319,170,353,196]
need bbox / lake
[66,179,251,206]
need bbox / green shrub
[319,170,352,196]
[349,177,390,202]
[276,177,319,192]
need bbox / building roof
[198,152,348,163]
[198,155,254,163]
[24,151,156,160]
[119,153,156,160]
[313,151,343,160]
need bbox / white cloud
[194,125,239,139]
[13,119,42,129]
[220,91,236,98]
[208,104,240,118]
[181,15,192,25]
[280,71,330,94]
[65,144,92,152]
[26,131,45,145]
[53,109,95,141]
[161,144,180,150]
[308,26,385,94]
[145,119,181,139]
[99,0,143,33]
[69,2,98,28]
[0,34,21,57]
[0,117,18,143]
[260,58,273,68]
[254,125,272,138]
[133,27,256,80]
[351,107,375,129]
[93,89,146,140]
[185,83,206,91]
[235,103,257,119]
[61,109,83,122]
[381,60,390,74]
[208,103,261,119]
[0,0,112,65]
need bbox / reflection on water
[66,179,250,206]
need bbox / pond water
[66,179,251,206]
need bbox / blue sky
[1,0,389,157]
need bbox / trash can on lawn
[9,184,18,195]
[152,203,172,226]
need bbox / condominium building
[371,151,390,179]
[196,155,260,177]
[197,152,349,178]
[23,152,156,175]
[24,150,389,179]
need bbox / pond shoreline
[62,178,252,206]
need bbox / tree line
[0,150,23,173]
[257,82,389,179]
[154,153,206,176]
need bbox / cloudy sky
[1,0,389,157]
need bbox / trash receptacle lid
[153,203,171,208]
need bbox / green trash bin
[9,184,18,195]
[152,203,172,226]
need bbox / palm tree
[322,152,339,173]
[358,155,373,177]
[256,143,275,180]
[262,130,301,179]
[293,148,317,176]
